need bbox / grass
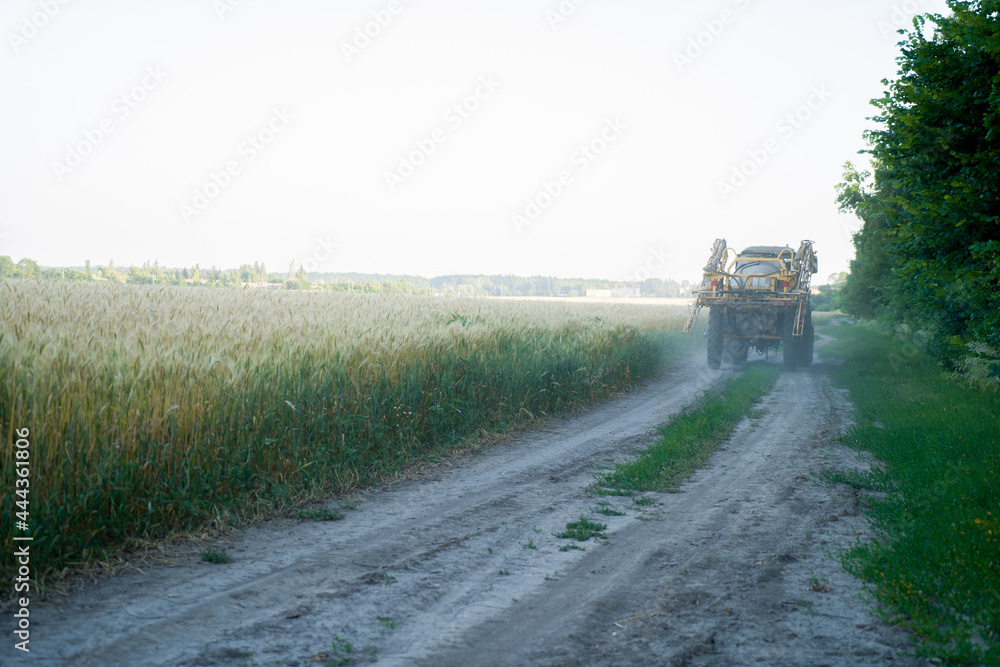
[808,572,831,593]
[822,323,999,664]
[811,311,841,326]
[555,516,607,541]
[596,364,780,494]
[0,281,697,586]
[330,636,352,654]
[593,500,625,516]
[296,507,345,522]
[199,547,233,564]
[318,635,353,665]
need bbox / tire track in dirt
[427,357,919,666]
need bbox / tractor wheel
[796,308,814,367]
[726,339,748,364]
[782,311,797,371]
[707,308,723,370]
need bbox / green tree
[836,162,896,318]
[100,264,125,282]
[16,258,40,279]
[838,0,1000,359]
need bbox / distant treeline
[0,256,697,298]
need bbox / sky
[0,0,953,284]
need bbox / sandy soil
[9,327,930,666]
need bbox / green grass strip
[597,364,780,494]
[822,324,1000,664]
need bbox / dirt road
[13,330,928,666]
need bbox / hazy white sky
[1,0,951,283]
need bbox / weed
[199,547,233,564]
[379,617,397,629]
[633,496,655,507]
[809,572,831,593]
[593,501,625,517]
[330,636,353,655]
[498,569,510,575]
[520,538,537,550]
[555,516,607,541]
[559,544,585,552]
[296,507,344,522]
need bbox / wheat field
[0,280,693,582]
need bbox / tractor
[683,239,818,370]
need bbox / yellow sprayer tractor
[683,239,818,370]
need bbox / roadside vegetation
[836,0,999,382]
[822,323,999,664]
[597,364,780,494]
[0,280,695,586]
[808,274,846,314]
